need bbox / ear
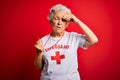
[49,20,53,26]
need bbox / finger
[36,39,42,44]
[34,44,37,48]
[70,18,74,22]
[35,40,41,49]
[64,17,71,22]
[39,39,43,46]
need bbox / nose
[58,19,62,25]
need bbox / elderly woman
[34,4,98,80]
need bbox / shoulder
[36,34,50,45]
[67,31,83,37]
[41,34,50,40]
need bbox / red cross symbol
[51,51,65,64]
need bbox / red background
[0,0,120,80]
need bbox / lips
[56,25,62,28]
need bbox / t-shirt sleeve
[77,33,87,49]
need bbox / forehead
[54,11,67,17]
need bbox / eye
[62,18,67,22]
[54,17,59,20]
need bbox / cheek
[51,21,57,26]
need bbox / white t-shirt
[40,31,86,80]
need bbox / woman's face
[50,11,69,33]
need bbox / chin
[56,30,64,33]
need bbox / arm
[72,14,98,48]
[34,39,44,70]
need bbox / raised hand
[34,39,44,53]
[62,13,80,23]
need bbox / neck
[51,31,64,38]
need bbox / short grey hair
[48,4,71,20]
